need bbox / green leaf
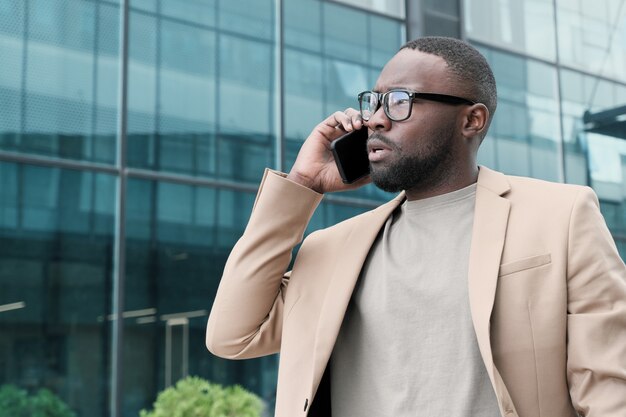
[140,376,264,417]
[0,384,75,417]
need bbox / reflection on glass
[284,0,322,52]
[126,8,272,182]
[477,46,561,182]
[559,68,626,186]
[424,0,459,15]
[556,0,626,83]
[128,10,157,137]
[0,0,118,163]
[464,0,556,61]
[588,135,626,188]
[160,0,217,27]
[218,0,273,40]
[323,2,368,64]
[159,20,215,134]
[587,134,626,258]
[284,49,324,142]
[218,35,272,136]
[332,0,406,19]
[283,1,402,203]
[0,162,114,417]
[369,14,403,65]
[123,179,278,415]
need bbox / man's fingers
[333,111,353,132]
[344,108,363,130]
[339,108,363,130]
[318,109,363,140]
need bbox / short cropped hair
[401,37,497,129]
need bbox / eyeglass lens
[386,91,411,121]
[360,92,377,121]
[359,91,412,122]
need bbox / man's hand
[287,108,372,194]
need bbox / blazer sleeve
[206,169,323,360]
[566,186,626,416]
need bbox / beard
[368,129,455,193]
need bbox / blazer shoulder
[505,174,592,201]
[478,166,595,214]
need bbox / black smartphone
[330,127,370,184]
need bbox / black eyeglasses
[358,89,476,122]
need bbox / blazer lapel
[309,193,404,399]
[467,166,511,388]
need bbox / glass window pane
[0,0,24,37]
[27,0,92,144]
[217,35,274,182]
[560,68,626,187]
[587,137,626,243]
[0,1,24,137]
[284,0,322,52]
[94,4,120,164]
[464,0,556,61]
[126,9,274,182]
[283,2,403,202]
[324,59,369,113]
[218,0,273,40]
[131,0,157,12]
[0,162,114,417]
[556,0,626,82]
[0,0,118,163]
[424,0,459,15]
[127,10,218,177]
[161,0,217,27]
[158,21,216,174]
[369,14,404,66]
[284,49,324,143]
[332,0,406,19]
[123,181,278,414]
[323,2,368,64]
[477,47,561,182]
[127,10,157,139]
[424,13,461,38]
[218,35,272,136]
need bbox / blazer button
[303,398,308,412]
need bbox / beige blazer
[206,166,626,417]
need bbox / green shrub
[0,384,76,417]
[140,376,263,417]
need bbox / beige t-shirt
[330,183,501,416]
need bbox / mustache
[367,132,399,150]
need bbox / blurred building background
[0,0,624,416]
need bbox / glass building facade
[0,0,624,416]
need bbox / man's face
[366,49,467,193]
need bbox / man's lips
[367,138,393,162]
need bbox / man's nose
[367,104,392,131]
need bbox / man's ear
[461,103,489,139]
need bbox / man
[206,37,626,417]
